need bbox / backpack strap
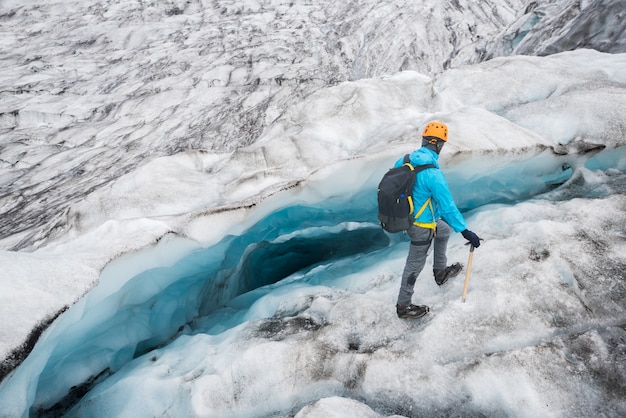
[402,154,414,170]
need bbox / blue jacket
[394,147,467,233]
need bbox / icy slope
[479,0,626,59]
[0,0,526,251]
[0,0,625,415]
[66,191,626,418]
[0,49,625,417]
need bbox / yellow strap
[406,162,437,230]
[413,198,436,230]
[404,162,416,214]
[414,197,431,219]
[413,221,436,230]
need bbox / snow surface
[1,0,626,417]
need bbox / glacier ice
[2,144,625,417]
[1,0,626,416]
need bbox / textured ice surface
[1,0,626,416]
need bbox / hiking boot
[434,262,463,286]
[396,304,429,319]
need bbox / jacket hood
[409,147,440,168]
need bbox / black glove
[462,229,481,248]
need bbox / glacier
[1,0,626,417]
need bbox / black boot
[396,304,429,319]
[434,262,462,286]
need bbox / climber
[394,121,481,319]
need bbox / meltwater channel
[3,146,626,416]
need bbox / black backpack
[377,155,435,233]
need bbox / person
[395,121,481,319]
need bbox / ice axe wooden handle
[461,244,475,303]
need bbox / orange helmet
[422,121,448,141]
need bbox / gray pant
[396,219,451,306]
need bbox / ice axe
[461,242,476,302]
